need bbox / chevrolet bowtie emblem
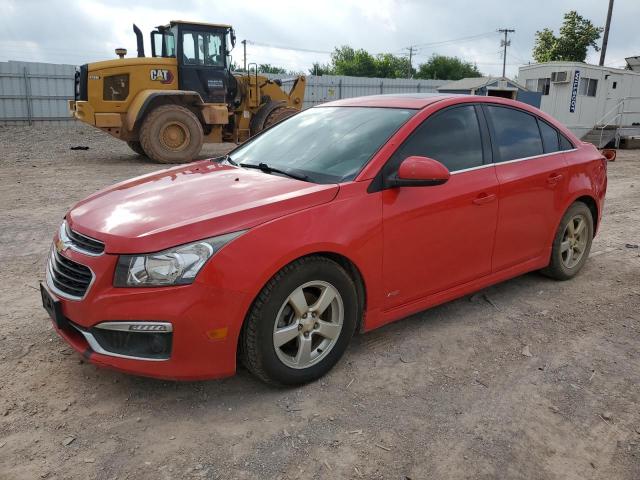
[55,238,67,253]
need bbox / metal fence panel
[0,61,75,125]
[271,74,447,108]
[0,61,449,123]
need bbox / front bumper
[43,243,250,381]
[68,100,95,125]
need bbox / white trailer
[518,61,640,147]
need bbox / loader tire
[250,102,298,136]
[139,105,203,164]
[126,141,146,156]
[263,106,298,130]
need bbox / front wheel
[139,105,203,164]
[541,202,594,280]
[241,256,359,385]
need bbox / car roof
[320,93,468,109]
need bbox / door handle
[472,193,497,205]
[547,173,564,186]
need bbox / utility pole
[498,28,515,78]
[242,39,247,72]
[406,46,415,79]
[599,0,615,66]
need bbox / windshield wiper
[241,162,309,182]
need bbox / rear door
[483,104,571,271]
[381,104,499,309]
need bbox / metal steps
[581,128,617,148]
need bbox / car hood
[67,160,339,253]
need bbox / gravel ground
[0,123,639,480]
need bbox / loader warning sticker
[150,69,174,84]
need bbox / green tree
[533,10,603,63]
[258,64,287,74]
[331,46,377,77]
[415,55,482,80]
[309,62,334,76]
[230,61,245,72]
[375,53,414,78]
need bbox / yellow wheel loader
[68,21,305,163]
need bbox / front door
[381,105,499,309]
[178,26,229,103]
[603,72,624,123]
[483,104,570,271]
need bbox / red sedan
[41,94,607,385]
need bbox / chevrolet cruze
[41,94,607,385]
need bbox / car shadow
[77,270,560,400]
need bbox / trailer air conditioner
[551,71,570,83]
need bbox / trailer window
[525,78,550,95]
[578,78,598,97]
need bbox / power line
[245,40,332,55]
[411,31,498,50]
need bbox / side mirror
[387,156,450,188]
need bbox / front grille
[48,249,93,299]
[65,223,105,255]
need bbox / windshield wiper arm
[241,162,309,182]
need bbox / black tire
[541,202,594,280]
[139,105,203,164]
[241,256,359,386]
[126,141,146,156]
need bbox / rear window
[559,134,574,151]
[538,120,560,153]
[486,105,543,162]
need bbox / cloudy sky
[2,0,639,78]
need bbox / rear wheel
[126,141,145,156]
[541,202,594,280]
[241,256,358,386]
[139,105,203,164]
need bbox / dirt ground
[0,123,639,480]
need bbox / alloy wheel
[560,214,588,268]
[272,281,344,369]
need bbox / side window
[182,32,197,64]
[559,134,574,151]
[393,105,484,172]
[538,120,560,153]
[486,106,543,162]
[205,34,223,66]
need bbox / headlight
[113,231,246,287]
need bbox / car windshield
[230,106,416,183]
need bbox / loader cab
[151,21,237,104]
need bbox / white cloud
[1,0,638,77]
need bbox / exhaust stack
[133,24,145,57]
